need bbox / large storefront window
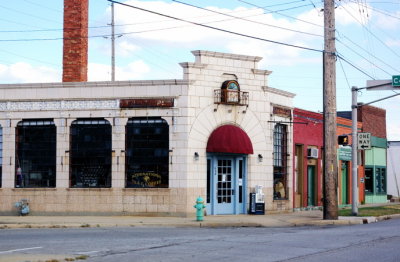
[15,119,56,188]
[365,167,386,194]
[70,119,112,188]
[273,124,288,200]
[126,117,169,188]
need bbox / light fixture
[258,154,263,162]
[194,152,199,160]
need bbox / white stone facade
[0,50,294,216]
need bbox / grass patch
[339,205,400,217]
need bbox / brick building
[338,105,387,204]
[294,108,364,210]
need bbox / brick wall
[63,0,88,82]
[358,105,386,138]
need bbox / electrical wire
[238,0,324,28]
[338,2,400,60]
[172,0,323,37]
[262,0,308,8]
[337,33,398,73]
[338,54,352,90]
[336,53,375,79]
[22,0,62,13]
[107,0,324,53]
[337,39,392,76]
[0,4,62,25]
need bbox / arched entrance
[206,125,253,215]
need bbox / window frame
[125,117,169,188]
[69,118,112,188]
[273,124,288,200]
[15,119,56,188]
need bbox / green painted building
[364,136,387,204]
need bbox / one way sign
[357,132,371,150]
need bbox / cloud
[117,41,141,56]
[109,0,328,67]
[0,62,60,83]
[88,60,150,81]
[373,10,400,30]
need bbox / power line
[338,2,400,60]
[0,49,59,67]
[337,33,398,73]
[108,0,324,53]
[238,0,324,28]
[262,0,308,8]
[336,53,375,79]
[172,0,323,38]
[0,4,62,25]
[338,54,352,90]
[337,39,391,76]
[22,0,62,13]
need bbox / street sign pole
[351,87,358,216]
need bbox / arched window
[273,124,288,200]
[70,119,112,188]
[221,80,240,104]
[15,119,56,188]
[125,117,169,188]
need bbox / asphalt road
[1,219,400,262]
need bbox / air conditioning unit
[307,148,318,159]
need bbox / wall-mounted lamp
[258,154,263,162]
[194,152,199,160]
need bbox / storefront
[0,50,294,216]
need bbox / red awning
[206,125,253,154]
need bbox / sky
[0,0,400,139]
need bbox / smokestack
[63,0,89,82]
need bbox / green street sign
[393,75,400,87]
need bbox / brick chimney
[63,0,89,82]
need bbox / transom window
[126,117,169,188]
[15,119,56,188]
[70,118,112,188]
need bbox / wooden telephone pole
[323,0,338,220]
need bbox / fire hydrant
[194,196,206,221]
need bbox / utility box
[249,185,265,215]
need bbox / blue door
[207,155,246,215]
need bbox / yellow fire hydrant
[194,196,206,221]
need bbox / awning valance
[206,125,253,154]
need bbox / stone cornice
[0,79,191,89]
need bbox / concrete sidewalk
[0,210,390,229]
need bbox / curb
[1,214,399,229]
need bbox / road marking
[0,246,42,254]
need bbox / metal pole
[111,2,115,81]
[323,0,338,220]
[351,87,358,216]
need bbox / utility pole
[323,0,338,220]
[351,86,358,216]
[111,2,116,81]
